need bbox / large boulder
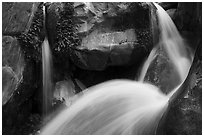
[53,79,85,107]
[3,2,36,34]
[174,2,202,33]
[2,36,25,105]
[140,47,181,94]
[2,2,45,135]
[158,2,178,10]
[47,2,156,70]
[162,53,202,135]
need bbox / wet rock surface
[163,54,202,135]
[142,47,181,94]
[143,35,202,135]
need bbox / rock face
[3,2,34,34]
[174,3,202,33]
[162,53,202,135]
[141,47,181,94]
[47,2,155,70]
[53,80,85,107]
[2,2,45,135]
[2,36,25,105]
[163,3,202,134]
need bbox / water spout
[42,4,53,117]
[154,3,192,83]
[42,37,53,117]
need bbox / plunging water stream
[42,37,53,117]
[42,5,53,117]
[41,3,193,134]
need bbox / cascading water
[42,37,53,117]
[139,3,192,84]
[138,47,157,82]
[42,5,53,117]
[154,3,192,84]
[41,3,193,135]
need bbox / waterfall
[41,3,193,135]
[42,37,53,117]
[42,4,53,117]
[154,3,192,83]
[138,47,157,82]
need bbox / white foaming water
[42,37,53,117]
[41,3,192,135]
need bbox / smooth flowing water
[42,37,53,117]
[138,47,157,82]
[154,3,192,96]
[139,3,192,84]
[41,3,192,135]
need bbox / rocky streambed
[2,2,202,135]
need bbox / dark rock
[46,3,80,62]
[162,55,202,135]
[2,66,18,105]
[141,47,181,94]
[17,2,45,62]
[166,9,176,20]
[2,2,44,132]
[155,31,202,134]
[47,2,155,70]
[2,59,42,135]
[73,62,142,88]
[2,36,25,105]
[3,2,35,35]
[158,2,178,10]
[53,79,85,107]
[174,2,202,35]
[2,36,25,76]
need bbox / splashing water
[42,37,53,117]
[41,3,192,135]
